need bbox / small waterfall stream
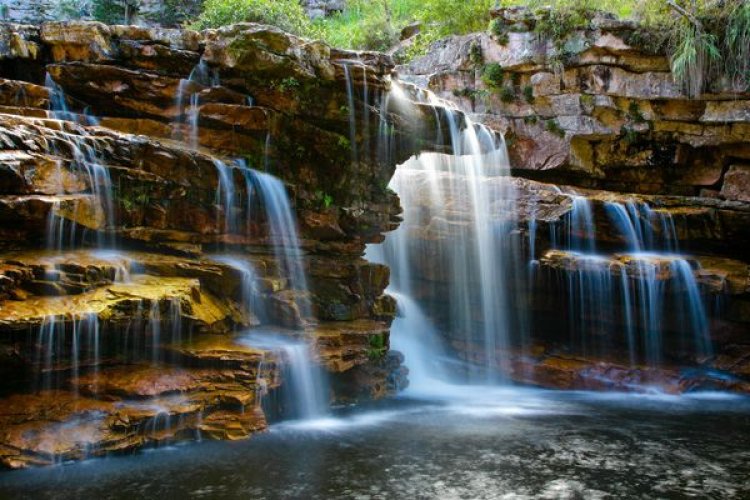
[549,195,711,367]
[44,73,116,251]
[236,330,328,420]
[32,63,324,442]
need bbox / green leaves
[193,0,311,35]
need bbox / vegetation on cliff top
[52,0,750,95]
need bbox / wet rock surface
[0,14,749,468]
[0,21,431,468]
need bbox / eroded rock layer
[400,8,750,199]
[0,20,454,467]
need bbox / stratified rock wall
[399,8,750,198]
[396,8,750,394]
[0,20,460,467]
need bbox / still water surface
[1,388,749,499]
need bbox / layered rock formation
[399,7,750,198]
[1,8,749,468]
[0,20,462,467]
[394,8,750,394]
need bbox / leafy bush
[148,0,202,27]
[640,0,750,97]
[469,42,483,66]
[312,0,493,56]
[523,85,535,103]
[482,63,505,88]
[193,0,311,35]
[499,86,515,103]
[92,0,139,24]
[545,119,565,138]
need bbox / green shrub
[92,0,139,24]
[523,85,535,103]
[193,0,311,35]
[469,42,483,66]
[313,0,493,56]
[621,125,639,145]
[482,63,505,88]
[147,0,202,27]
[499,86,515,103]
[545,119,565,138]
[488,18,510,44]
[627,101,645,123]
[53,0,90,20]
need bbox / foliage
[92,0,139,24]
[627,101,645,123]
[482,63,505,88]
[545,119,565,138]
[188,0,749,93]
[148,0,202,27]
[621,125,640,145]
[489,18,509,45]
[314,190,334,209]
[523,85,535,104]
[469,42,484,67]
[367,334,387,360]
[643,0,750,97]
[722,1,750,90]
[275,77,300,93]
[53,0,91,20]
[499,86,515,103]
[193,0,311,34]
[312,0,493,56]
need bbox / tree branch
[666,0,704,31]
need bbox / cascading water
[209,157,322,417]
[239,331,328,420]
[212,159,311,318]
[343,63,359,164]
[369,78,713,390]
[211,255,266,323]
[173,60,220,148]
[367,81,525,384]
[43,74,116,250]
[45,73,98,126]
[35,313,100,393]
[545,194,711,367]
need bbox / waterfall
[173,60,220,147]
[343,63,359,164]
[368,81,523,383]
[248,169,311,318]
[35,314,100,393]
[546,194,711,368]
[43,75,115,250]
[212,159,309,314]
[239,331,328,420]
[368,78,712,390]
[604,200,680,252]
[565,195,596,253]
[212,255,266,323]
[45,73,98,126]
[210,158,322,416]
